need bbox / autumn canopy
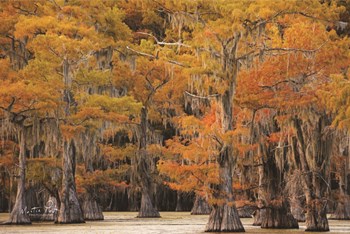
[0,0,350,232]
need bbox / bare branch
[184,91,219,100]
[136,32,191,48]
[126,46,189,67]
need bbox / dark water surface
[1,212,350,233]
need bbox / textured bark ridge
[191,195,211,215]
[82,193,104,220]
[57,140,84,224]
[4,129,31,225]
[205,204,244,232]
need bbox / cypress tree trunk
[205,146,244,232]
[4,128,31,225]
[330,141,350,220]
[82,193,104,220]
[205,71,244,231]
[260,144,298,229]
[261,202,298,229]
[293,117,330,232]
[191,195,211,215]
[57,140,84,224]
[137,107,160,218]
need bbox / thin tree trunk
[57,140,84,224]
[4,128,31,225]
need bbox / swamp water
[1,212,350,233]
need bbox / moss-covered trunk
[293,117,330,231]
[5,128,31,225]
[57,140,84,224]
[137,107,160,218]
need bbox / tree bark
[293,117,330,232]
[290,196,306,222]
[57,140,84,224]
[82,193,104,220]
[4,128,31,225]
[191,194,211,215]
[205,146,244,232]
[261,202,298,229]
[136,107,160,218]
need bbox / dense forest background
[1,0,350,232]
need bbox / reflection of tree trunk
[82,193,104,220]
[5,128,31,225]
[137,107,160,218]
[191,194,211,215]
[57,140,84,224]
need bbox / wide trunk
[261,202,298,229]
[82,193,104,220]
[4,129,31,225]
[305,199,329,231]
[294,117,331,231]
[137,188,160,218]
[57,140,84,224]
[191,195,211,215]
[205,146,244,232]
[256,132,298,229]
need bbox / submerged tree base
[305,201,330,232]
[261,206,298,229]
[82,196,104,221]
[205,204,245,232]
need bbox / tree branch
[184,91,219,100]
